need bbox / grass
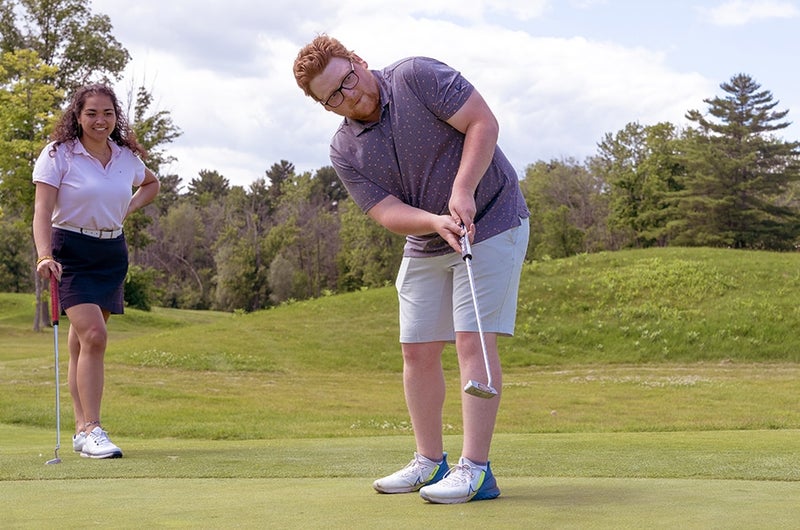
[2,428,799,527]
[1,247,799,527]
[3,247,799,439]
[6,475,798,528]
[3,427,798,482]
[511,247,800,364]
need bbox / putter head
[464,380,497,399]
[45,447,61,465]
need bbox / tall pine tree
[673,74,800,249]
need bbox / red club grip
[49,275,59,325]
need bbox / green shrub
[125,264,159,311]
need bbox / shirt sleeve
[32,142,64,188]
[330,141,392,213]
[130,152,147,187]
[404,57,474,121]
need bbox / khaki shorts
[396,219,529,343]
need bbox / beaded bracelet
[36,255,53,265]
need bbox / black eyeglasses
[322,60,359,108]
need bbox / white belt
[54,223,123,239]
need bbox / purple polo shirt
[330,56,530,257]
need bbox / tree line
[524,75,800,259]
[2,0,799,320]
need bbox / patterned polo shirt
[330,56,530,257]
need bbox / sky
[89,0,800,189]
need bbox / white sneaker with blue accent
[373,452,449,493]
[80,426,123,459]
[419,456,500,504]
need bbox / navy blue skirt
[51,228,128,314]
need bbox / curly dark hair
[49,83,147,159]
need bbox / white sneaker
[373,452,449,493]
[419,457,500,504]
[72,431,87,452]
[80,426,123,459]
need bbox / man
[293,35,529,504]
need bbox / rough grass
[510,247,800,364]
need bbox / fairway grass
[2,428,798,528]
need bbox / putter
[460,227,498,399]
[45,275,62,465]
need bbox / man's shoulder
[383,56,416,71]
[381,57,461,97]
[383,56,448,75]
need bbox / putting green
[3,476,799,528]
[2,427,798,528]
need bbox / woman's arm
[32,182,61,279]
[126,167,160,218]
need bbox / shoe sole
[80,450,123,459]
[419,487,500,504]
[373,483,426,494]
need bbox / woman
[33,83,160,459]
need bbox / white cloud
[87,0,795,187]
[703,0,799,26]
[322,0,549,23]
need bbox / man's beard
[349,91,381,123]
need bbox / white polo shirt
[32,139,146,230]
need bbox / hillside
[2,247,799,439]
[4,247,799,369]
[109,247,800,370]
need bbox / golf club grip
[50,275,59,325]
[459,225,472,260]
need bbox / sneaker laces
[438,463,474,486]
[398,453,434,478]
[88,427,112,446]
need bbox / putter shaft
[460,229,497,398]
[46,275,61,465]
